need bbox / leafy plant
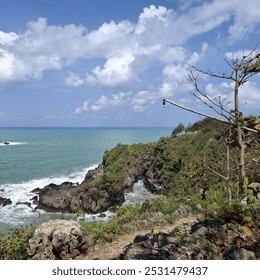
[0,227,35,260]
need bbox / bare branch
[162,98,232,125]
[187,71,232,120]
[242,126,259,133]
[190,65,235,81]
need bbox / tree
[171,123,185,138]
[163,48,260,189]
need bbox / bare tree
[163,48,260,189]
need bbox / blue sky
[0,0,259,127]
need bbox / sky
[0,0,259,127]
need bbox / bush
[0,227,35,260]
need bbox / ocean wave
[0,142,27,146]
[0,164,98,226]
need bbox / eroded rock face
[34,164,126,214]
[35,182,77,212]
[27,219,93,260]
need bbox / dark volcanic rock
[15,201,32,208]
[36,165,126,214]
[70,186,125,214]
[0,196,12,207]
[119,218,259,260]
[223,246,256,260]
[36,182,77,212]
[83,164,104,183]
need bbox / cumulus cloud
[86,53,136,87]
[0,31,19,46]
[65,72,84,87]
[0,0,260,105]
[0,18,88,85]
[75,91,132,114]
[75,101,89,115]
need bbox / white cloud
[44,115,64,120]
[0,1,259,91]
[75,101,89,115]
[0,31,19,46]
[65,72,84,87]
[86,53,136,87]
[227,0,260,42]
[225,49,258,60]
[204,80,260,110]
[86,20,134,57]
[130,83,175,113]
[75,91,132,114]
[0,18,88,85]
[90,91,132,111]
[160,46,186,63]
[240,81,260,108]
[131,90,156,112]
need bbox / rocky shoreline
[31,144,166,215]
[27,205,260,260]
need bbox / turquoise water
[0,127,171,229]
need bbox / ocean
[0,127,171,232]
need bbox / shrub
[0,227,35,260]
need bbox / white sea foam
[81,179,157,223]
[124,179,157,205]
[0,142,27,146]
[0,169,156,228]
[0,164,98,226]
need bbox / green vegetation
[78,142,154,192]
[0,227,35,260]
[1,116,259,258]
[80,197,180,243]
[78,116,259,244]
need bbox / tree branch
[162,98,232,125]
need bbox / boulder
[0,196,12,207]
[27,219,93,260]
[36,182,77,212]
[224,247,256,260]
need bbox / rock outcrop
[119,218,259,260]
[27,219,93,260]
[34,165,126,213]
[0,196,12,207]
[34,147,155,214]
[33,182,77,212]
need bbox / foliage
[78,143,154,192]
[2,116,259,258]
[171,123,185,137]
[81,203,148,243]
[0,227,35,260]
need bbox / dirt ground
[78,215,198,260]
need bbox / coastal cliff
[1,117,259,260]
[34,117,259,215]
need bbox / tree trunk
[234,78,246,185]
[226,129,232,201]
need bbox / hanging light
[162,99,166,108]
